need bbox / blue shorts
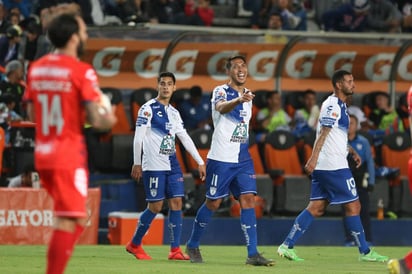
[205,159,256,200]
[142,170,184,202]
[310,168,358,204]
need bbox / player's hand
[304,157,316,175]
[351,152,362,168]
[131,165,143,182]
[198,164,206,181]
[238,89,255,103]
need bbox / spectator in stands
[291,89,319,138]
[369,91,404,134]
[242,0,264,28]
[342,114,375,246]
[271,0,307,31]
[7,165,40,188]
[366,0,402,32]
[396,91,410,133]
[18,18,50,62]
[2,0,32,20]
[182,0,214,26]
[148,0,185,24]
[263,10,288,43]
[347,94,371,132]
[0,60,24,115]
[0,24,22,67]
[0,2,10,34]
[322,0,370,32]
[178,85,212,132]
[104,0,149,25]
[255,90,291,142]
[398,0,412,32]
[311,0,345,28]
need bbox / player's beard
[77,40,85,58]
[342,86,353,96]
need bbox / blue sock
[168,210,182,249]
[240,208,258,257]
[344,215,370,254]
[284,209,314,248]
[131,209,156,246]
[187,203,213,248]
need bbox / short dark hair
[225,55,246,70]
[158,71,176,84]
[303,89,316,97]
[331,69,351,88]
[190,85,202,97]
[265,90,279,100]
[47,13,79,49]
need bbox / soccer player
[126,71,206,260]
[277,69,388,262]
[23,13,117,274]
[387,85,412,274]
[185,55,274,266]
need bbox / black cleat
[246,253,275,266]
[186,245,203,263]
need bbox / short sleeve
[319,101,341,128]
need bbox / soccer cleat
[277,244,304,261]
[126,242,152,260]
[245,253,275,266]
[168,248,190,260]
[185,245,203,263]
[359,249,388,262]
[387,259,410,274]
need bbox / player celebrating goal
[277,70,388,263]
[185,55,274,266]
[24,12,117,274]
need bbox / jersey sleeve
[212,86,227,106]
[78,64,102,103]
[136,103,152,128]
[319,100,340,128]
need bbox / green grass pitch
[0,245,409,274]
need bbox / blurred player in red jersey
[387,85,412,274]
[23,13,117,274]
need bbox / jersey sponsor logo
[136,116,148,126]
[156,111,163,118]
[85,68,98,82]
[159,134,175,155]
[230,122,248,143]
[239,110,247,118]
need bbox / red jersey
[23,54,102,169]
[408,85,412,116]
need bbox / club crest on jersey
[230,122,248,143]
[210,187,217,196]
[150,188,157,197]
[159,134,175,155]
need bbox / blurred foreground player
[24,13,117,274]
[387,85,412,274]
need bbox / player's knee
[205,199,221,211]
